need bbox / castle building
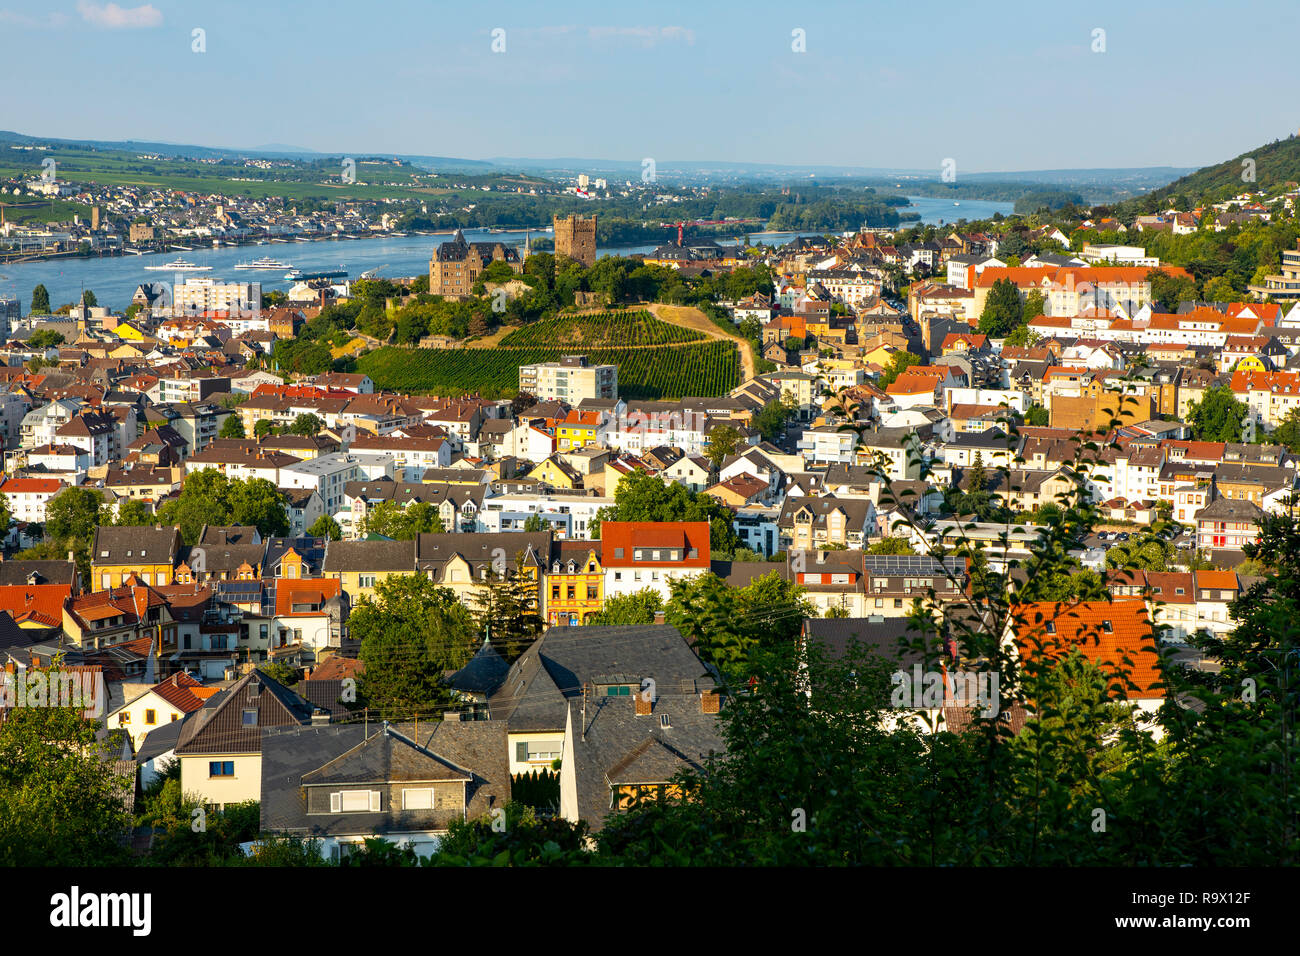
[553,214,597,268]
[428,230,523,299]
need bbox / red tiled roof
[599,521,711,567]
[274,578,341,617]
[1011,599,1163,700]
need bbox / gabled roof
[1010,599,1163,700]
[259,720,510,837]
[174,670,322,755]
[566,693,723,831]
[489,625,715,731]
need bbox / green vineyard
[357,341,740,399]
[499,311,704,348]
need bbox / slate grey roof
[0,559,77,588]
[91,524,182,566]
[322,538,417,573]
[566,693,724,832]
[489,625,715,732]
[1196,497,1265,522]
[259,719,509,838]
[174,670,322,755]
[134,716,187,764]
[447,639,511,696]
[415,531,551,573]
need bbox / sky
[1,0,1295,173]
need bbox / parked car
[1117,532,1130,541]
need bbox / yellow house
[555,410,601,451]
[543,544,604,626]
[322,540,417,603]
[90,526,182,591]
[114,321,150,341]
[110,341,151,359]
[528,456,582,491]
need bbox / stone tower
[553,213,597,268]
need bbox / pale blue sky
[1,0,1293,171]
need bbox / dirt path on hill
[644,303,755,381]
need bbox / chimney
[701,690,721,714]
[634,695,653,716]
[311,711,331,726]
[653,611,666,625]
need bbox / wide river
[0,196,1013,311]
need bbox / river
[0,197,1014,311]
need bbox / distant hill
[1123,134,1300,209]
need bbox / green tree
[359,500,446,540]
[1270,406,1300,452]
[752,395,798,442]
[1187,385,1249,442]
[705,424,743,471]
[220,415,246,439]
[867,537,916,555]
[81,289,97,309]
[1024,405,1050,427]
[46,486,105,543]
[522,513,546,533]
[0,706,132,866]
[877,351,921,389]
[253,419,275,438]
[30,283,50,314]
[288,413,325,436]
[978,278,1023,337]
[113,499,153,527]
[1202,275,1240,302]
[585,589,663,626]
[1148,269,1199,312]
[1021,289,1046,322]
[307,514,343,541]
[469,559,544,661]
[156,471,289,544]
[28,328,65,349]
[354,575,476,718]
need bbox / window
[145,709,156,725]
[660,714,672,728]
[894,599,902,608]
[242,709,258,726]
[119,712,131,724]
[331,790,379,813]
[606,685,631,697]
[209,761,234,777]
[358,574,376,589]
[402,788,434,810]
[587,585,598,600]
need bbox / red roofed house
[271,578,346,656]
[62,578,175,652]
[600,521,711,601]
[1007,598,1164,724]
[0,477,65,524]
[941,332,988,355]
[1229,368,1300,429]
[108,671,221,749]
